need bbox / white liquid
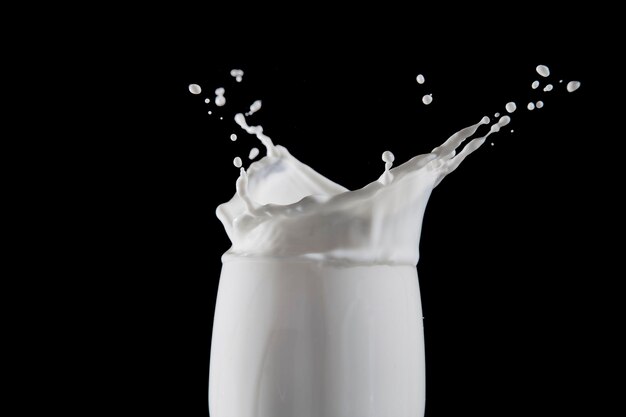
[416,74,425,84]
[234,113,277,157]
[567,81,581,92]
[536,64,550,77]
[230,134,237,141]
[505,102,517,113]
[532,81,540,89]
[543,84,553,92]
[205,98,211,103]
[248,147,260,160]
[536,101,544,108]
[218,115,500,264]
[207,68,579,417]
[422,94,433,105]
[231,69,244,83]
[215,87,226,107]
[559,79,563,83]
[527,102,535,110]
[380,151,395,185]
[511,129,514,133]
[189,84,201,94]
[210,261,425,417]
[494,112,500,117]
[208,111,212,115]
[245,100,262,116]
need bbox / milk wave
[217,114,510,266]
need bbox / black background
[88,29,617,416]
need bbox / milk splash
[191,66,580,267]
[216,113,510,266]
[198,66,580,417]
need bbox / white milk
[416,74,425,84]
[248,147,260,160]
[211,112,507,417]
[422,94,433,105]
[202,64,579,416]
[245,100,262,116]
[215,88,226,107]
[230,69,244,82]
[506,101,517,113]
[567,81,581,92]
[536,64,550,77]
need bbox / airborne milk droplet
[215,88,226,106]
[567,81,581,92]
[230,134,237,141]
[494,112,500,117]
[189,84,201,94]
[233,157,242,168]
[543,84,553,92]
[205,98,210,103]
[527,102,535,110]
[505,102,517,113]
[230,69,244,82]
[536,101,544,108]
[536,65,550,77]
[382,151,395,163]
[416,74,425,84]
[422,94,433,105]
[246,100,262,116]
[532,81,540,89]
[380,151,395,185]
[248,147,260,160]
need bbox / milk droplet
[536,101,544,108]
[527,102,535,110]
[220,117,223,120]
[208,111,212,115]
[505,102,517,113]
[543,84,553,92]
[416,74,425,84]
[189,84,201,94]
[491,142,494,146]
[567,81,581,92]
[233,157,242,168]
[215,87,226,107]
[230,134,237,141]
[245,100,262,116]
[422,94,433,105]
[559,80,563,83]
[510,129,514,133]
[532,81,540,89]
[204,98,210,103]
[248,147,260,160]
[380,151,395,185]
[494,112,500,118]
[536,65,550,77]
[230,69,244,82]
[382,151,395,163]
